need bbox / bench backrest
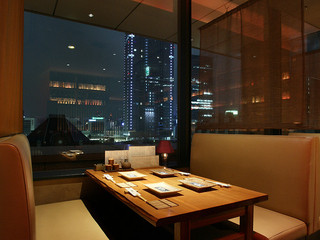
[288,132,320,233]
[0,134,35,240]
[190,133,319,234]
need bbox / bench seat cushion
[36,199,108,240]
[229,206,307,240]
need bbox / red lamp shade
[156,140,174,154]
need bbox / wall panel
[0,0,24,137]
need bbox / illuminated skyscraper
[123,34,175,140]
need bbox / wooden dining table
[86,167,268,240]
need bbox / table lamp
[156,140,174,168]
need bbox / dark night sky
[23,12,125,119]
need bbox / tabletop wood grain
[86,168,268,227]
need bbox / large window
[23,12,177,172]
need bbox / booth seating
[0,134,109,240]
[190,133,320,240]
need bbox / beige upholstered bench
[190,133,320,240]
[0,134,108,240]
[36,200,108,240]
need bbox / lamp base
[160,153,168,169]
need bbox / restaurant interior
[2,0,320,239]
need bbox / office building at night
[47,71,109,135]
[23,117,35,136]
[191,54,214,132]
[123,34,175,140]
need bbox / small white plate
[151,169,176,177]
[118,171,147,180]
[179,177,216,191]
[144,182,182,196]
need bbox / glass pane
[191,0,247,136]
[197,0,305,132]
[23,12,177,172]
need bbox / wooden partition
[0,0,24,137]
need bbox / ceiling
[24,0,248,48]
[24,0,320,49]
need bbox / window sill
[33,168,92,181]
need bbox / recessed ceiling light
[68,45,75,49]
[113,53,116,56]
[89,13,94,18]
[102,68,106,71]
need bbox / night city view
[23,12,213,171]
[23,12,183,170]
[24,13,179,134]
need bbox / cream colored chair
[0,134,109,240]
[0,134,35,240]
[190,133,320,240]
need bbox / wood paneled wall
[0,0,24,137]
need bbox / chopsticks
[103,174,116,183]
[125,187,148,202]
[206,180,231,188]
[103,174,147,202]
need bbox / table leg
[240,205,254,240]
[174,221,191,240]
